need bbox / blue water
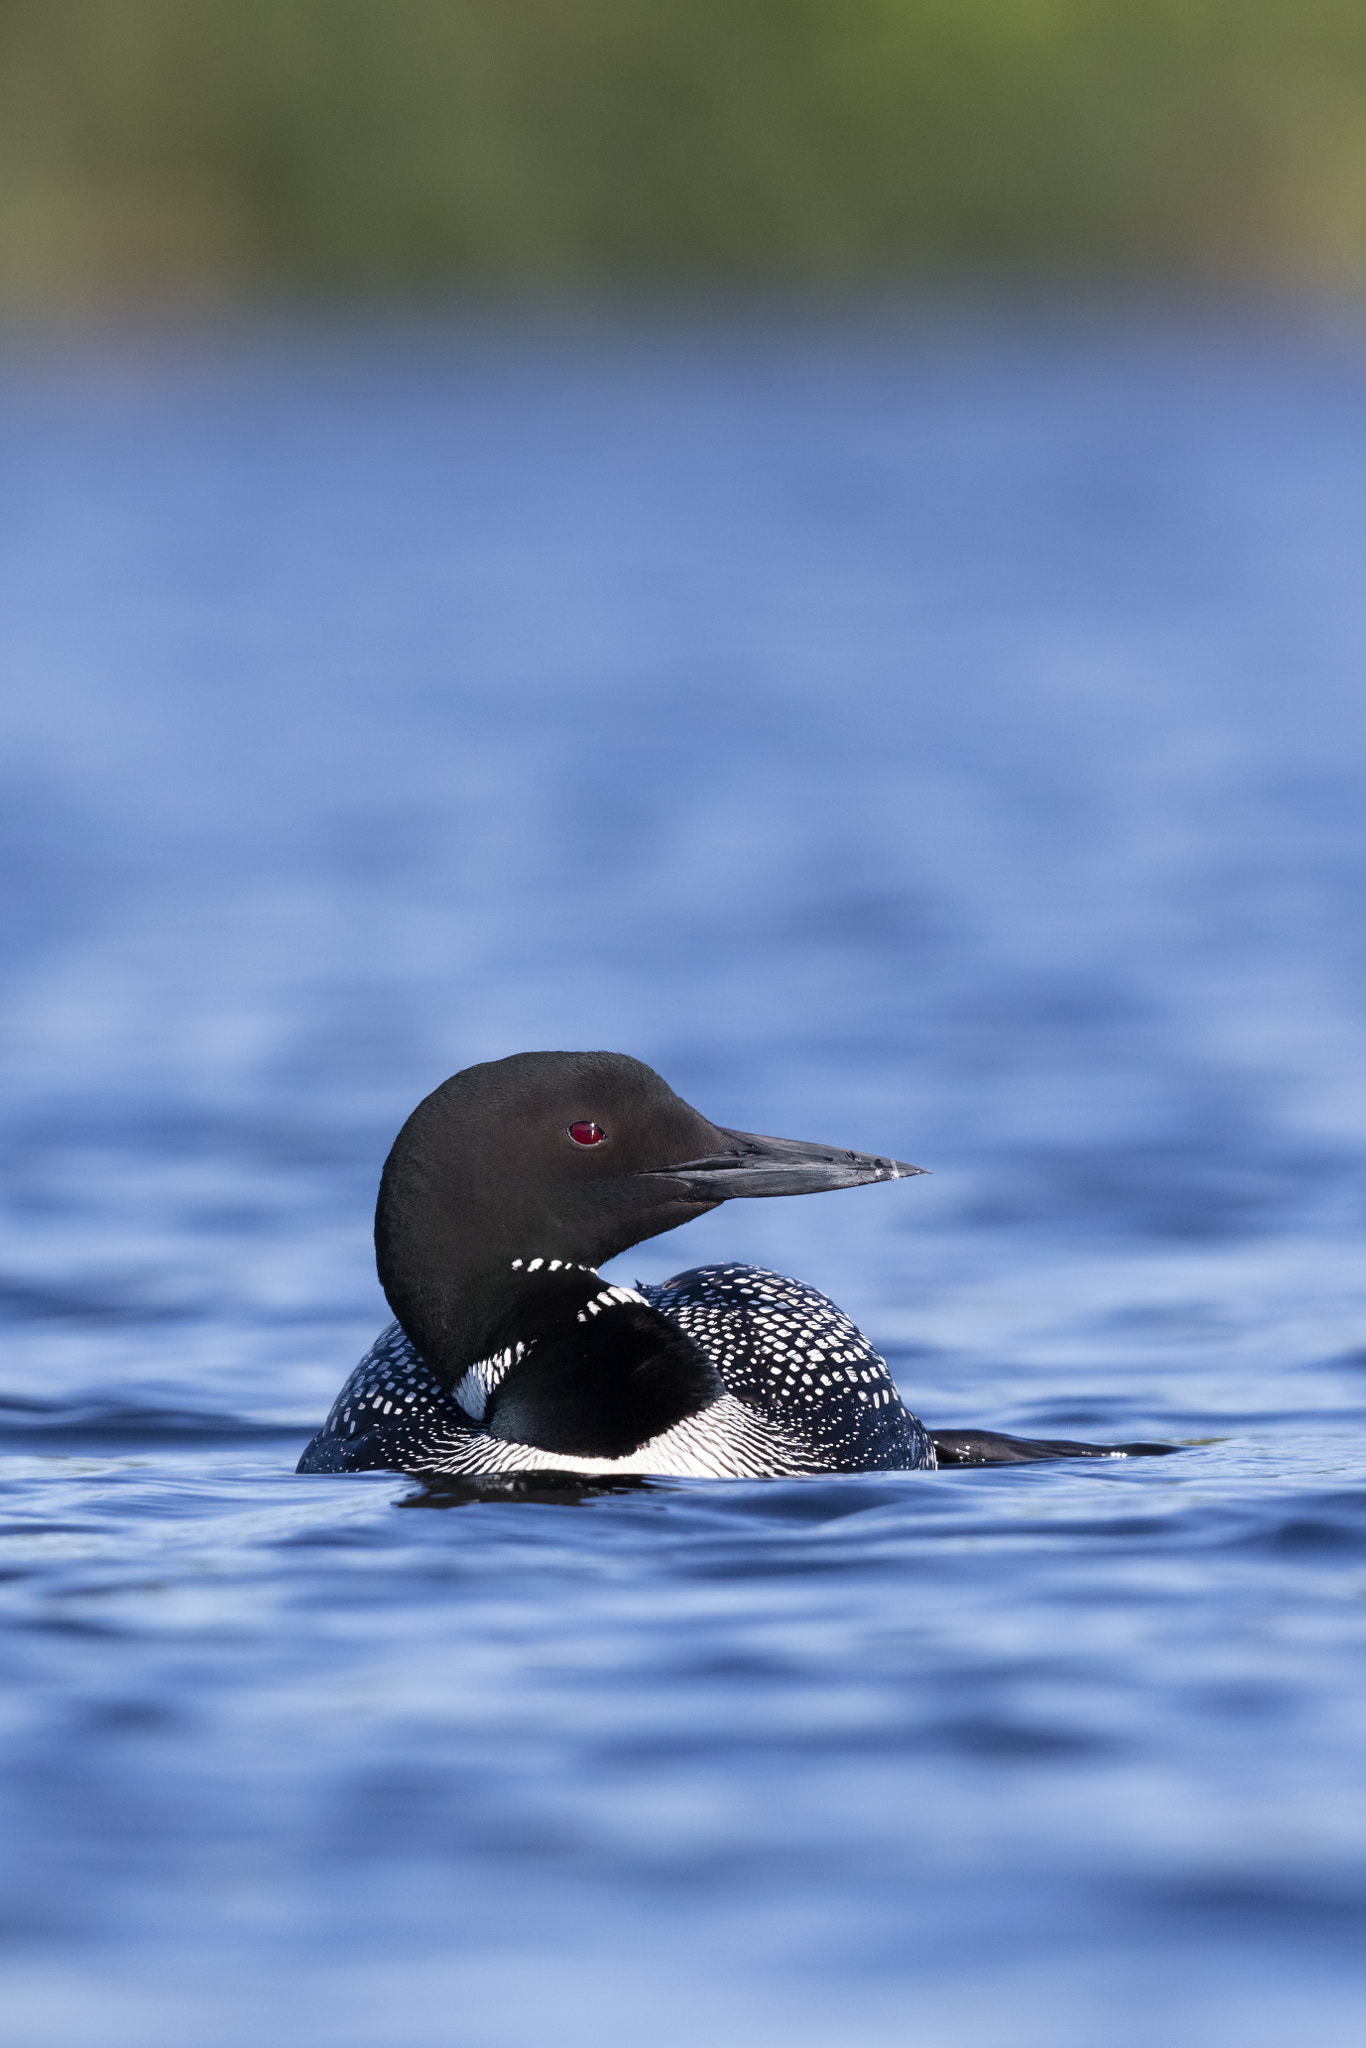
[2,304,1365,2047]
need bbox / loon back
[300,1263,935,1477]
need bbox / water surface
[2,305,1365,2045]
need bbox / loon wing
[296,1321,478,1472]
[645,1263,935,1471]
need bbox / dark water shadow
[397,1472,668,1509]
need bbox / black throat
[477,1264,722,1458]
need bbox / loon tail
[931,1429,1176,1466]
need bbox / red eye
[568,1121,606,1146]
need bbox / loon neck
[377,1243,622,1384]
[373,1142,727,1457]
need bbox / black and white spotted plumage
[645,1266,933,1470]
[298,1263,935,1477]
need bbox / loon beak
[647,1127,927,1200]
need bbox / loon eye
[568,1121,606,1146]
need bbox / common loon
[298,1051,1172,1479]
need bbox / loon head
[374,1049,923,1399]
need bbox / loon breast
[296,1263,935,1478]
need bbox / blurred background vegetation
[3,0,1366,307]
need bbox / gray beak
[646,1126,927,1200]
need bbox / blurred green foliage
[3,0,1366,302]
